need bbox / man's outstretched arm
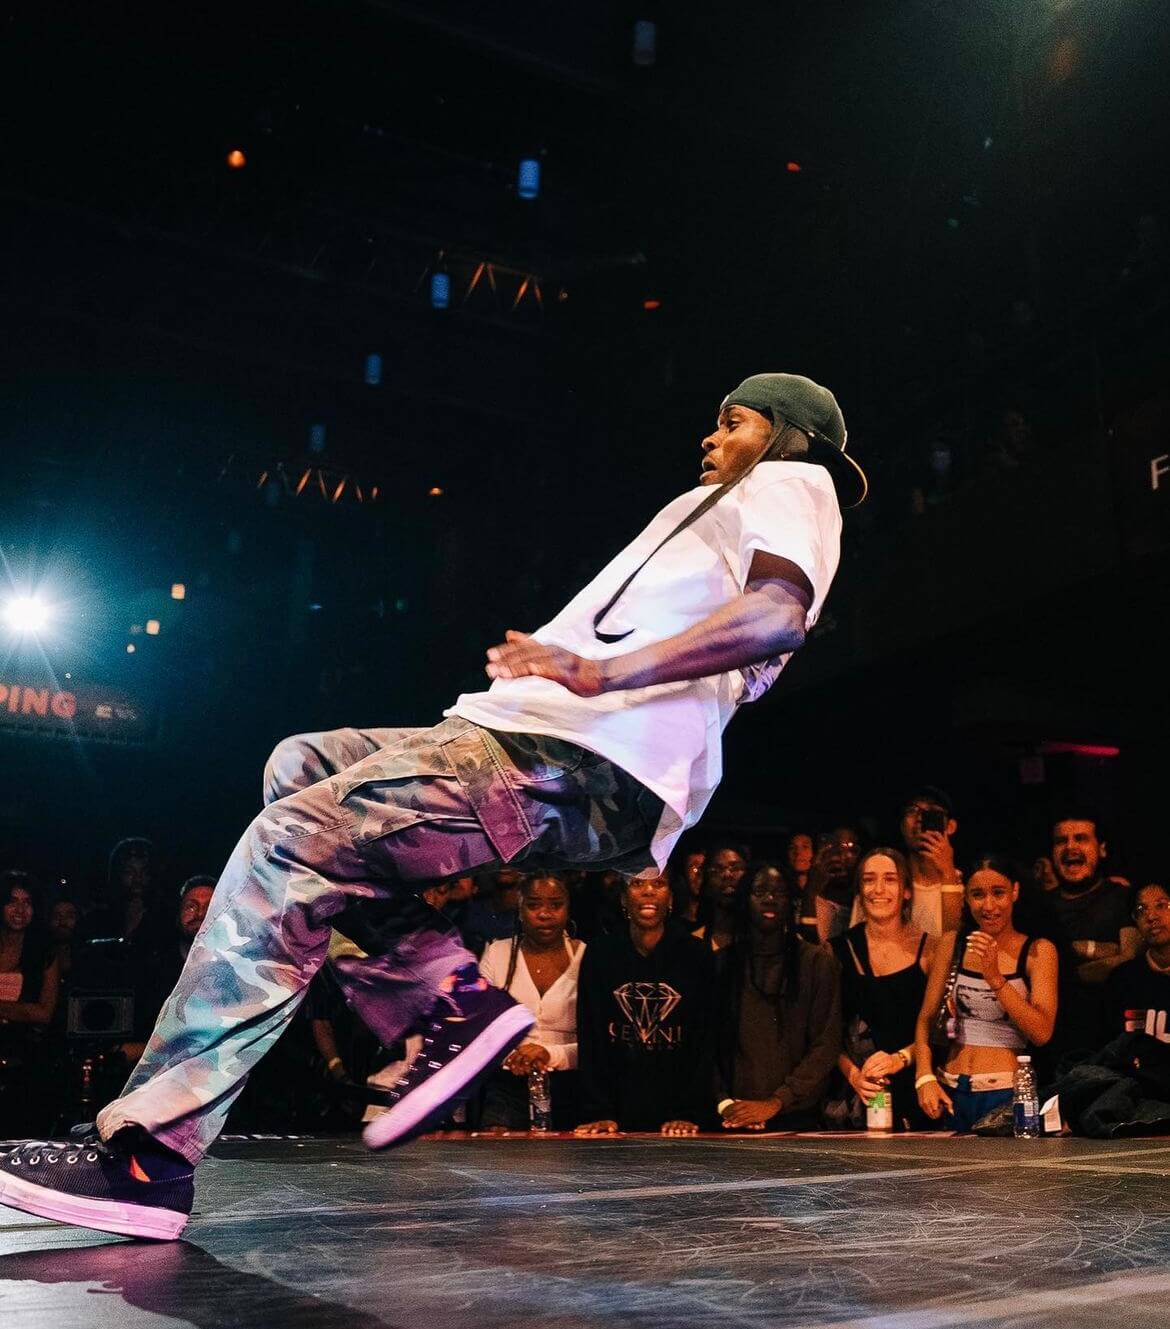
[484,551,813,697]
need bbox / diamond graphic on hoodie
[613,981,682,1046]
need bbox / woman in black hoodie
[575,874,716,1134]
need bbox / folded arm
[485,551,813,696]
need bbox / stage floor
[2,1132,1169,1328]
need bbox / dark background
[2,1,1168,894]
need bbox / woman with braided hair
[478,874,584,1129]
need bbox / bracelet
[717,1098,735,1115]
[914,1074,938,1089]
[326,1056,343,1072]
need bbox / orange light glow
[226,149,247,169]
[170,583,186,601]
[786,161,802,173]
[428,486,444,497]
[642,299,661,311]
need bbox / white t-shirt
[448,461,842,869]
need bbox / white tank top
[953,936,1034,1051]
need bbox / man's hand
[720,1096,782,1130]
[485,631,607,697]
[661,1119,700,1136]
[574,1119,619,1135]
[918,830,957,884]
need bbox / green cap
[720,372,867,507]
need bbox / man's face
[787,834,814,875]
[700,405,774,486]
[1052,819,1105,890]
[1134,884,1170,949]
[50,900,78,942]
[177,886,214,939]
[900,800,954,853]
[118,853,152,900]
[824,828,860,882]
[705,849,747,904]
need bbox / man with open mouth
[0,373,864,1240]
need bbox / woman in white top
[478,873,584,1130]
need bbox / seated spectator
[0,871,61,1134]
[785,831,816,940]
[118,875,216,1065]
[479,874,584,1130]
[1047,882,1170,1136]
[693,842,749,951]
[898,787,964,937]
[570,869,625,943]
[49,897,79,982]
[915,854,1058,1132]
[807,825,862,942]
[576,874,715,1136]
[1045,812,1139,1065]
[716,862,842,1131]
[829,849,936,1130]
[669,847,706,927]
[457,868,522,953]
[77,837,159,945]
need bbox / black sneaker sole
[363,1003,535,1150]
[0,1171,189,1240]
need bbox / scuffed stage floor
[2,1133,1169,1328]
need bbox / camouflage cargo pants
[96,716,662,1163]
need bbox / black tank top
[833,923,928,1053]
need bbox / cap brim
[809,437,868,508]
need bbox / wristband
[327,1056,343,1072]
[717,1098,735,1115]
[915,1074,938,1089]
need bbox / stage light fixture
[632,20,657,67]
[171,583,186,600]
[430,272,451,309]
[226,149,247,169]
[517,158,541,201]
[145,619,160,636]
[2,594,50,635]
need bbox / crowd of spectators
[2,788,1167,1142]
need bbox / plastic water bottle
[866,1083,894,1132]
[1013,1055,1040,1138]
[528,1068,551,1132]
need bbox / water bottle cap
[1017,1055,1031,1063]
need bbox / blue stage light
[364,353,383,386]
[632,20,657,67]
[430,272,451,309]
[517,158,541,201]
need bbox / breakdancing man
[0,373,866,1239]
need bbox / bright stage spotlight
[2,593,51,635]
